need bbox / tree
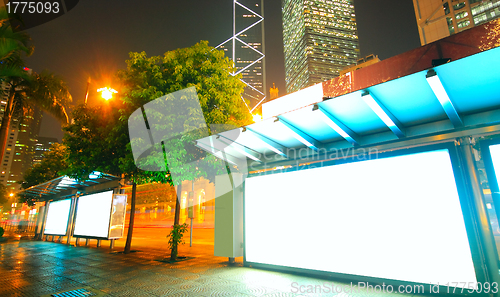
[0,8,71,165]
[62,103,125,179]
[0,7,33,79]
[0,70,72,165]
[62,41,251,258]
[18,143,67,205]
[118,41,251,260]
[62,100,136,252]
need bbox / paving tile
[0,240,439,297]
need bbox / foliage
[62,103,127,180]
[117,40,251,185]
[166,223,188,260]
[0,226,4,237]
[63,41,252,256]
[0,70,72,165]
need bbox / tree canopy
[64,41,251,184]
[118,40,251,185]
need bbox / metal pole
[190,181,194,247]
[190,218,193,247]
[458,137,500,285]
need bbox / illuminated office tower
[0,76,43,191]
[217,0,266,114]
[413,0,500,45]
[7,107,43,191]
[282,0,359,93]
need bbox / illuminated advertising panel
[245,149,476,285]
[44,199,71,236]
[73,190,113,238]
[108,194,127,239]
[489,144,500,186]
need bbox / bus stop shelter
[201,20,500,294]
[18,172,126,248]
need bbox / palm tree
[0,7,71,166]
[0,70,72,164]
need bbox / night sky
[23,0,420,141]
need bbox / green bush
[0,226,4,237]
[166,223,188,260]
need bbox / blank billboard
[44,199,71,236]
[73,190,113,238]
[489,144,500,186]
[245,149,476,285]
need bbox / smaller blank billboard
[489,144,500,186]
[44,199,71,236]
[73,190,113,238]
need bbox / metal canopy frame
[18,172,121,200]
[195,46,500,171]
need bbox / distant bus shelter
[18,172,126,247]
[201,20,500,294]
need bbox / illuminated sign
[44,199,71,236]
[73,190,113,238]
[245,149,476,285]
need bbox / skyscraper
[3,107,43,191]
[413,0,500,45]
[0,69,44,192]
[282,0,360,94]
[217,0,266,114]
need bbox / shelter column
[457,137,500,285]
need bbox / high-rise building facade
[413,0,500,45]
[218,0,266,114]
[282,0,360,94]
[33,137,59,165]
[8,106,43,191]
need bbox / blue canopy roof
[196,46,500,166]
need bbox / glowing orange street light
[97,87,118,100]
[253,114,262,122]
[9,193,14,197]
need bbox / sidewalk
[0,237,422,297]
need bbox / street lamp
[253,114,262,122]
[97,87,118,100]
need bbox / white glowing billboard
[44,199,71,236]
[489,144,500,186]
[73,190,113,238]
[245,149,477,285]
